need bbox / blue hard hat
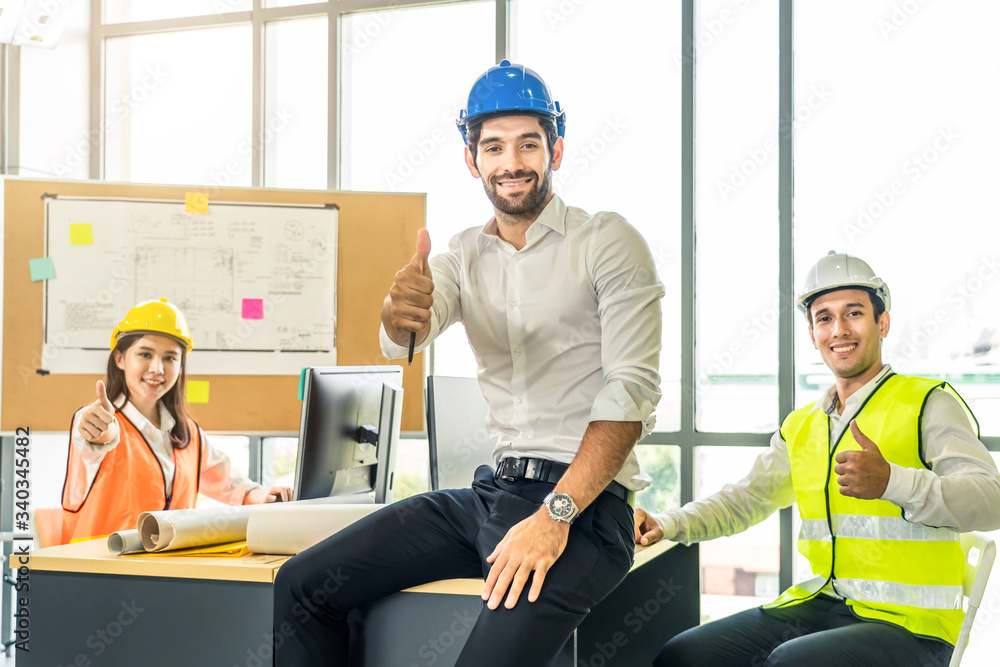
[457,60,566,145]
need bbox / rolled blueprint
[108,529,145,555]
[246,504,384,555]
[136,493,375,553]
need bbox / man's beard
[483,167,552,216]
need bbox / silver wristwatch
[543,492,580,524]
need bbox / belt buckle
[499,457,524,482]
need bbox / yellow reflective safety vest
[764,373,978,646]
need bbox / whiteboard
[43,196,337,375]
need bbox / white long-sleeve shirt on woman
[67,396,262,508]
[656,365,1000,543]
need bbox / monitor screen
[293,366,404,503]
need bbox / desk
[21,539,698,666]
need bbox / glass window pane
[262,436,298,491]
[394,436,430,501]
[794,2,1000,436]
[264,0,312,7]
[264,17,328,189]
[696,446,779,621]
[103,0,251,24]
[633,444,681,513]
[695,0,779,433]
[340,2,495,379]
[262,435,429,501]
[198,434,251,507]
[20,0,90,180]
[104,26,252,186]
[514,0,682,431]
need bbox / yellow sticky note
[70,223,94,246]
[187,380,210,404]
[185,192,209,214]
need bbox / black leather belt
[495,457,634,506]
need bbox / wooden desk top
[25,537,680,592]
[25,539,289,583]
[402,539,680,596]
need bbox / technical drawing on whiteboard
[43,196,337,375]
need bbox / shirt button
[515,348,522,356]
[510,299,517,306]
[516,397,523,404]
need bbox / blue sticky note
[29,257,55,282]
[298,367,308,400]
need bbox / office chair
[950,531,997,667]
[425,375,492,490]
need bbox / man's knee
[653,628,705,667]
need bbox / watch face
[548,493,575,519]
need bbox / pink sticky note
[241,298,264,320]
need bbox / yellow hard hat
[110,298,194,351]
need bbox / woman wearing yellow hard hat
[61,298,291,545]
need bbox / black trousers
[653,595,954,667]
[273,465,635,666]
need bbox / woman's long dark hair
[106,333,192,449]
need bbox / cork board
[2,178,426,432]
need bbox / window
[104,26,253,186]
[514,0,682,430]
[794,1,1000,434]
[695,0,779,433]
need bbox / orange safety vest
[61,410,202,544]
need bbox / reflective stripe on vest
[764,374,977,646]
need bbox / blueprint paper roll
[135,494,376,552]
[107,529,145,555]
[246,504,384,555]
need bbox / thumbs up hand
[383,229,435,347]
[833,420,891,499]
[79,380,118,444]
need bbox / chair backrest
[948,531,996,667]
[33,507,65,548]
[425,375,492,491]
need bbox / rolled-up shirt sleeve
[380,235,465,360]
[586,215,665,436]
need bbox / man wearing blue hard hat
[274,61,665,665]
[635,251,1000,666]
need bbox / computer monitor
[293,366,404,504]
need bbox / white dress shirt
[656,364,1000,543]
[69,397,262,507]
[381,195,665,490]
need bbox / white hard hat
[796,250,890,316]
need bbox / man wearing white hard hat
[634,251,1000,666]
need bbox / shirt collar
[119,398,176,437]
[819,364,893,416]
[475,194,566,255]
